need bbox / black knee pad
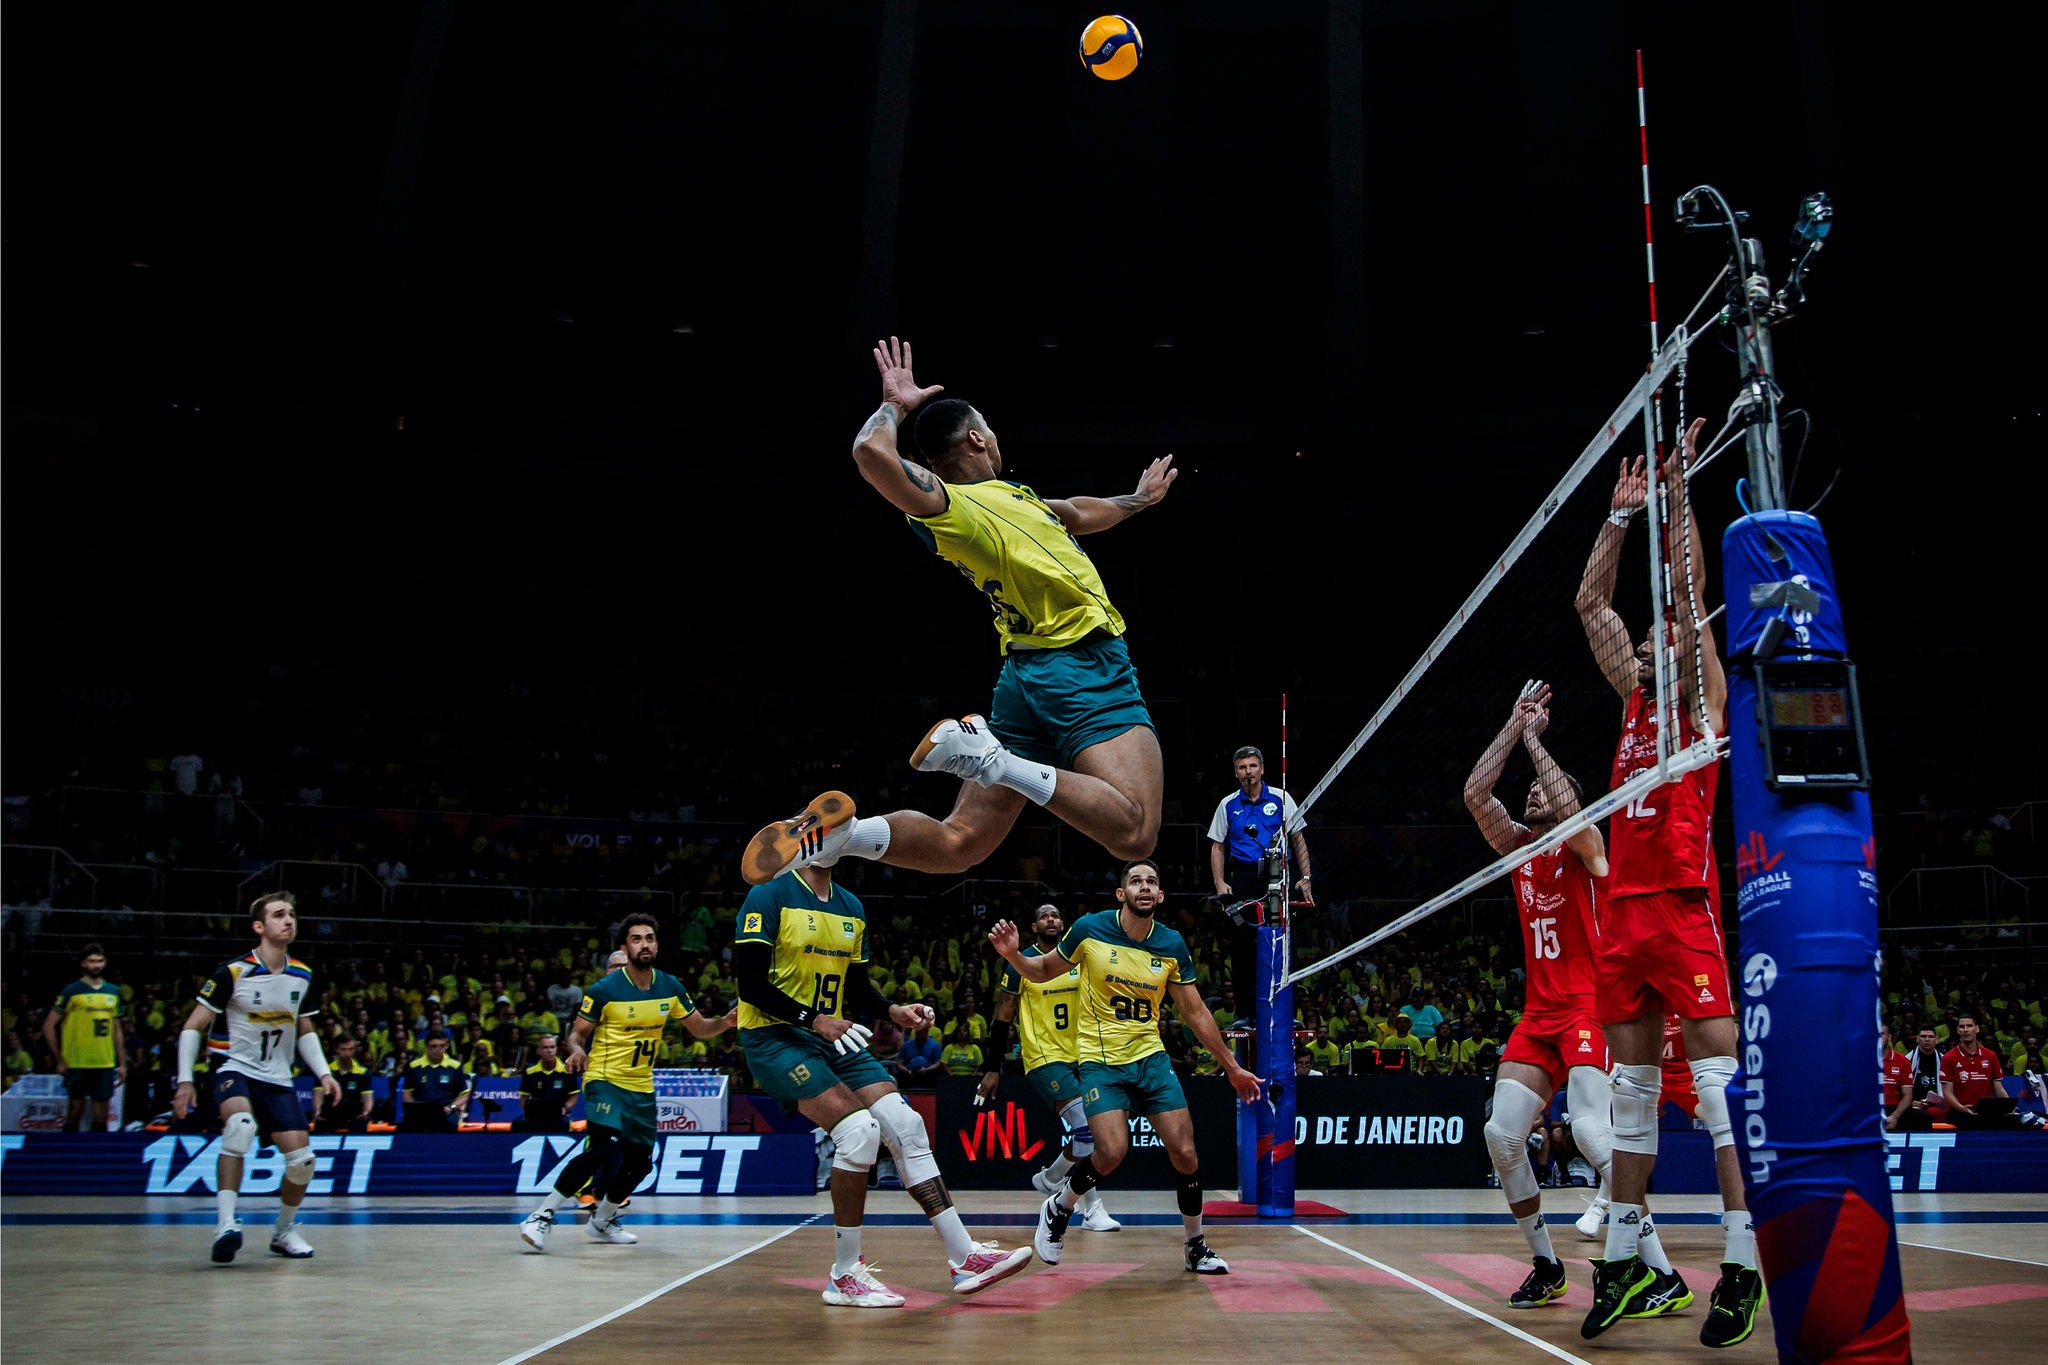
[1066,1154,1099,1197]
[606,1142,655,1202]
[1176,1168,1203,1216]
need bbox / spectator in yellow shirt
[939,1022,984,1077]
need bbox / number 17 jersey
[1511,841,1603,1030]
[196,952,323,1087]
[578,968,697,1094]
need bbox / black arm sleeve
[844,960,892,1020]
[984,1017,1014,1070]
[734,941,816,1027]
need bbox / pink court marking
[1200,1268,1333,1313]
[934,1262,1142,1315]
[1904,1283,2048,1313]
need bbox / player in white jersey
[173,892,340,1263]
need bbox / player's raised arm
[1464,685,1538,856]
[850,335,949,517]
[1577,455,1647,697]
[1665,418,1727,737]
[1522,695,1608,875]
[1045,454,1178,535]
[987,920,1072,983]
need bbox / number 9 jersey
[1055,910,1192,1067]
[196,952,323,1087]
[578,968,698,1094]
[733,870,867,1032]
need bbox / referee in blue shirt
[1207,746,1312,1035]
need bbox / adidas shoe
[587,1215,638,1245]
[1033,1192,1071,1265]
[1700,1262,1763,1348]
[950,1241,1032,1294]
[1080,1192,1122,1232]
[742,791,856,886]
[210,1221,243,1265]
[270,1224,315,1258]
[1580,1255,1657,1339]
[519,1209,554,1252]
[1575,1192,1609,1240]
[823,1261,907,1308]
[1626,1268,1694,1318]
[1509,1256,1567,1308]
[1183,1236,1230,1274]
[910,715,1004,786]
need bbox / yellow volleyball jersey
[907,478,1127,654]
[53,978,123,1070]
[733,871,868,1031]
[576,968,695,1094]
[1055,910,1193,1067]
[997,944,1082,1071]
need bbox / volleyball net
[1278,320,1738,997]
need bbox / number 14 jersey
[196,952,323,1086]
[578,968,698,1094]
[1511,841,1603,1030]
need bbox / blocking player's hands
[1610,454,1648,513]
[172,1081,196,1121]
[1515,679,1551,741]
[874,336,944,414]
[890,1002,936,1032]
[319,1073,343,1107]
[974,1070,1001,1106]
[1677,415,1708,475]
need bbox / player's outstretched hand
[1611,454,1648,512]
[987,919,1021,960]
[320,1073,343,1106]
[874,336,944,413]
[1676,415,1708,477]
[1132,454,1178,509]
[172,1081,195,1121]
[891,1002,936,1032]
[1226,1066,1264,1104]
[831,1021,875,1057]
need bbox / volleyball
[1078,14,1143,81]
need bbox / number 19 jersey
[1511,841,1602,1030]
[1055,910,1192,1067]
[196,952,323,1086]
[577,968,697,1094]
[733,871,868,1031]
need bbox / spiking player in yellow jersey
[991,860,1261,1275]
[517,914,734,1253]
[743,337,1177,887]
[978,901,1119,1232]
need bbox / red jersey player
[1575,421,1760,1347]
[1462,680,1615,1310]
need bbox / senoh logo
[1741,951,1778,1184]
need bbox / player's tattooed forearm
[899,458,937,493]
[1112,491,1151,513]
[856,404,898,443]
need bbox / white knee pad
[871,1091,940,1186]
[282,1143,317,1187]
[1611,1064,1661,1156]
[1484,1078,1547,1204]
[1566,1065,1615,1178]
[829,1110,882,1173]
[1060,1097,1092,1155]
[1690,1055,1737,1150]
[220,1111,258,1157]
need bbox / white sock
[217,1188,238,1228]
[1083,1188,1106,1214]
[841,816,892,860]
[934,1206,976,1265]
[1182,1214,1203,1241]
[1516,1211,1556,1262]
[1042,1151,1075,1184]
[1722,1209,1757,1269]
[1604,1201,1644,1261]
[595,1198,622,1223]
[832,1225,863,1278]
[1638,1216,1673,1273]
[1056,1179,1082,1213]
[275,1206,297,1233]
[991,751,1057,805]
[538,1189,572,1214]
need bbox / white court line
[496,1217,819,1365]
[1292,1225,1593,1365]
[1896,1239,2048,1270]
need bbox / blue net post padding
[1723,510,1911,1363]
[1236,912,1296,1215]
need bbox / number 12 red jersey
[1609,686,1721,899]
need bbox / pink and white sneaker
[822,1261,906,1308]
[950,1240,1033,1294]
[910,715,1005,786]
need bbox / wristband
[1607,508,1637,527]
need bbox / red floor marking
[1199,1267,1333,1313]
[1904,1284,2048,1313]
[933,1262,1142,1315]
[779,1277,949,1311]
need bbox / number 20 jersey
[1510,842,1603,1031]
[1055,910,1192,1067]
[195,952,323,1086]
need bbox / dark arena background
[3,4,2042,1362]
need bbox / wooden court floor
[4,1191,2044,1363]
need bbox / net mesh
[1279,327,1722,998]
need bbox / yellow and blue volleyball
[1078,15,1143,81]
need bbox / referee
[1206,746,1312,1033]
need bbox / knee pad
[220,1111,258,1157]
[1690,1055,1737,1149]
[1060,1097,1092,1155]
[1566,1065,1615,1174]
[829,1110,882,1173]
[614,1142,655,1193]
[1175,1168,1203,1216]
[872,1091,941,1187]
[281,1143,316,1186]
[1612,1064,1661,1156]
[1485,1078,1546,1204]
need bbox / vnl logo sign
[1740,951,1779,1184]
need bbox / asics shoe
[587,1215,638,1245]
[519,1210,554,1252]
[210,1221,243,1265]
[910,715,1004,786]
[950,1241,1032,1294]
[1509,1256,1568,1308]
[1183,1236,1230,1274]
[1627,1268,1694,1318]
[742,791,856,886]
[1575,1192,1610,1240]
[1033,1192,1071,1265]
[1700,1262,1764,1347]
[270,1225,315,1259]
[1581,1255,1657,1339]
[823,1261,907,1308]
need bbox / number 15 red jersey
[1512,841,1603,1028]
